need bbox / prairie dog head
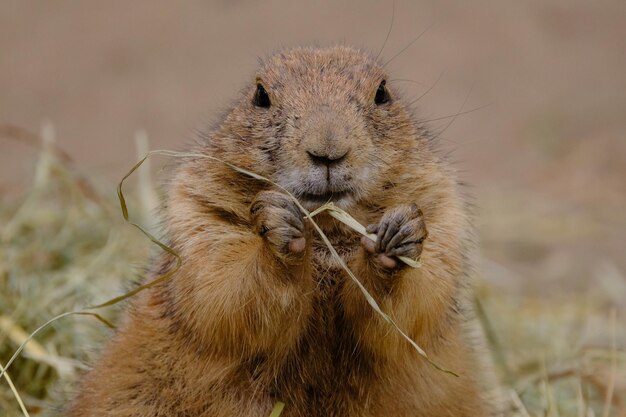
[209,46,419,211]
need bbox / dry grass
[0,133,624,416]
[0,133,150,415]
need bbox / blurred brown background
[1,0,625,292]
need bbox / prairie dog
[68,46,497,417]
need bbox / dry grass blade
[601,309,617,417]
[0,316,48,360]
[268,401,285,417]
[0,311,114,379]
[511,389,532,417]
[0,362,30,417]
[0,315,82,377]
[308,202,422,268]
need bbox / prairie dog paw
[250,190,307,263]
[361,203,428,269]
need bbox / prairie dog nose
[306,148,349,166]
[302,105,351,167]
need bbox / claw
[361,204,427,269]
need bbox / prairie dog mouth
[299,190,350,204]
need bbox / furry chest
[269,255,378,410]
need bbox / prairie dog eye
[374,80,390,105]
[254,84,271,108]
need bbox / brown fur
[68,46,498,416]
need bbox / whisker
[418,102,491,124]
[364,152,392,168]
[389,78,427,87]
[430,83,479,140]
[408,70,445,107]
[383,19,437,67]
[375,1,396,61]
[436,134,494,152]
